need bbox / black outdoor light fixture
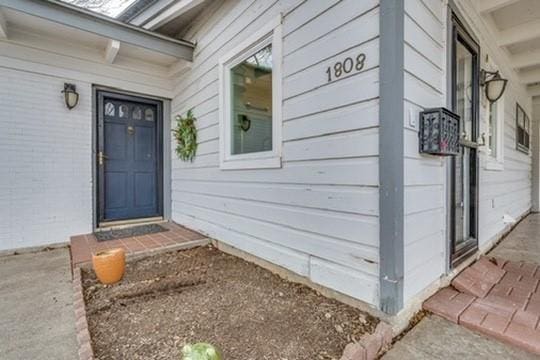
[62,83,79,110]
[481,70,508,103]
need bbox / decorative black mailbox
[419,108,460,156]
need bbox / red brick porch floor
[70,222,209,268]
[424,256,540,355]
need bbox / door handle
[458,131,484,148]
[459,132,480,148]
[98,151,109,166]
[459,139,479,148]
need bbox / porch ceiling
[477,0,540,95]
[0,0,194,63]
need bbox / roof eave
[0,0,194,61]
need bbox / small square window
[516,103,530,153]
[485,96,504,171]
[219,17,282,170]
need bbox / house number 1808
[326,53,366,82]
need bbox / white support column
[532,98,540,212]
[0,9,8,39]
[104,39,120,64]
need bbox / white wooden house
[0,0,539,322]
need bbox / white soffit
[479,0,540,86]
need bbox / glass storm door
[450,16,480,267]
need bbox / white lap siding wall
[171,0,381,307]
[402,0,447,304]
[402,0,532,305]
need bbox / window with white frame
[485,95,504,169]
[516,103,530,153]
[219,17,282,169]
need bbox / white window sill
[484,159,504,171]
[220,156,282,170]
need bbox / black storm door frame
[449,14,480,267]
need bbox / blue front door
[98,93,162,222]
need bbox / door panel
[450,17,480,267]
[105,172,127,209]
[135,173,156,207]
[97,92,162,223]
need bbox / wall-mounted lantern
[481,70,508,103]
[62,83,79,110]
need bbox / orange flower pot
[92,248,126,285]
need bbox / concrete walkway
[383,315,538,359]
[384,213,540,359]
[0,248,78,360]
[490,213,540,263]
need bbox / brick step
[451,257,505,298]
[423,257,540,355]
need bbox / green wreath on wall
[173,109,197,162]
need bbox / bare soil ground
[83,246,378,360]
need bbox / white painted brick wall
[0,67,93,251]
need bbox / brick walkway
[424,257,540,355]
[70,222,208,268]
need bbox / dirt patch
[83,246,378,360]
